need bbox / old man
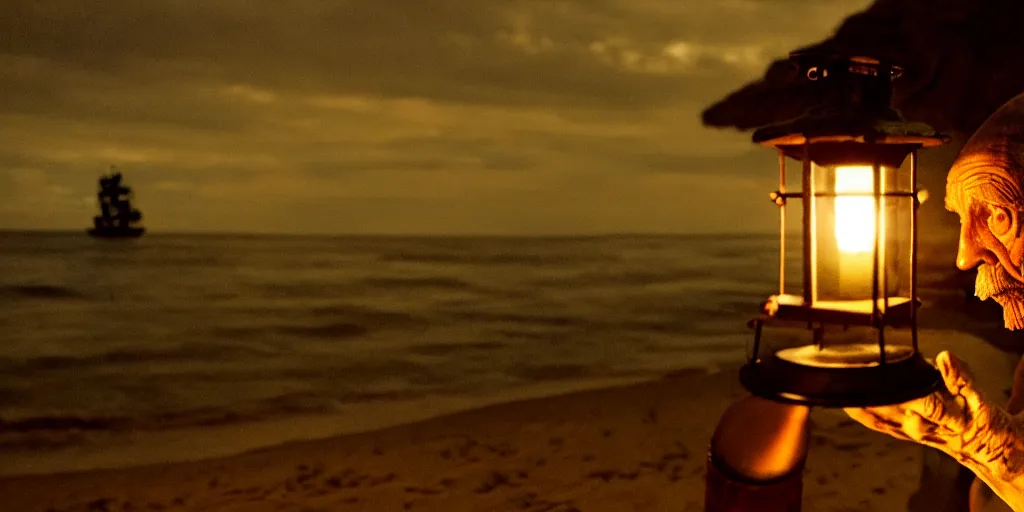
[705,91,1024,511]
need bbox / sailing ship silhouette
[88,167,145,238]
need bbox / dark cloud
[629,149,777,175]
[0,0,794,111]
[0,0,869,233]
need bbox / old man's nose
[956,223,990,271]
[956,242,984,271]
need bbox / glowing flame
[834,166,877,253]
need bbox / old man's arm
[845,351,1024,511]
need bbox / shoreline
[0,366,919,512]
[1,328,1016,511]
[0,373,668,478]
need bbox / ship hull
[87,227,146,238]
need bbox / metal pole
[802,141,815,306]
[779,150,786,295]
[882,163,890,317]
[910,150,919,353]
[873,157,885,364]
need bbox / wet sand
[0,329,1015,512]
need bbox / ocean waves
[0,233,812,461]
[0,284,84,300]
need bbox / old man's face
[945,146,1024,330]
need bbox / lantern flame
[834,166,877,253]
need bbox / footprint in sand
[475,470,528,493]
[403,485,444,496]
[513,492,581,512]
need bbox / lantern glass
[810,160,912,313]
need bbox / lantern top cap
[788,51,904,80]
[752,52,950,150]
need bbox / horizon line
[0,228,783,239]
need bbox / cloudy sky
[1,0,872,235]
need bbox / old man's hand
[845,351,990,455]
[844,351,1024,511]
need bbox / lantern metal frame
[739,52,950,408]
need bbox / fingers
[904,411,947,447]
[843,407,913,441]
[904,411,929,442]
[937,351,985,413]
[844,391,968,446]
[840,350,984,449]
[846,405,952,449]
[903,391,968,433]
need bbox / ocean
[0,231,971,476]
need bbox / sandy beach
[2,328,1015,512]
[0,364,936,512]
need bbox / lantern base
[740,346,943,408]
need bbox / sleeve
[704,449,804,512]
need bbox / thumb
[936,351,984,412]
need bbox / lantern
[740,52,950,407]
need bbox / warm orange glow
[834,166,878,253]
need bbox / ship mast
[91,165,144,236]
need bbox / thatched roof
[702,0,1024,135]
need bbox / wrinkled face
[945,150,1024,330]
